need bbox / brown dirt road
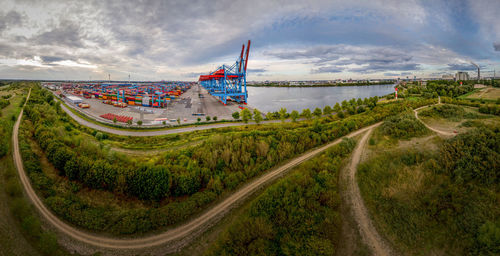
[413,97,456,137]
[14,93,383,254]
[343,125,396,256]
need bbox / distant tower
[494,69,496,87]
[128,74,131,84]
[470,62,480,82]
[108,74,111,82]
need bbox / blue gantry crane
[199,40,251,105]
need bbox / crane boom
[244,40,251,72]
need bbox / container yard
[44,81,246,126]
[41,40,253,126]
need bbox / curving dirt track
[14,93,383,254]
[344,125,396,256]
[413,97,456,137]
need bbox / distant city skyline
[0,0,499,81]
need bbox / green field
[464,87,500,101]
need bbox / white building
[455,72,469,81]
[66,96,82,104]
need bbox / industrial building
[455,72,469,81]
[66,96,83,104]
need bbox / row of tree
[233,96,380,123]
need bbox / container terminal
[42,41,252,126]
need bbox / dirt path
[343,125,396,256]
[14,96,383,254]
[413,97,456,137]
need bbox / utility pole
[108,74,111,83]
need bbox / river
[246,84,395,113]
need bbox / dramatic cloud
[247,68,267,73]
[0,11,24,33]
[0,0,498,80]
[270,45,420,74]
[33,21,85,48]
[447,63,477,71]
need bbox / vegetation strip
[14,93,383,251]
[205,138,357,255]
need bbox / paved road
[14,97,382,253]
[59,102,286,137]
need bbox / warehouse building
[67,96,83,104]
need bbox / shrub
[232,111,239,120]
[381,111,429,139]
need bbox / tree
[290,110,299,122]
[213,116,217,121]
[349,98,356,106]
[357,98,363,106]
[113,117,117,123]
[357,105,366,113]
[127,165,171,200]
[341,100,348,110]
[337,111,345,118]
[232,111,240,120]
[241,108,252,123]
[253,109,263,124]
[127,119,132,125]
[137,120,143,126]
[333,102,341,113]
[313,107,322,118]
[206,116,211,121]
[347,106,355,115]
[95,132,104,140]
[301,109,312,120]
[323,105,332,115]
[177,117,181,125]
[363,98,369,105]
[278,108,287,122]
[197,117,201,122]
[265,112,273,120]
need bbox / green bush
[381,111,429,139]
[0,98,9,109]
[419,104,478,121]
[358,127,500,255]
[206,139,356,256]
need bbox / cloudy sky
[0,0,499,81]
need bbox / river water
[246,84,395,113]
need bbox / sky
[0,0,499,81]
